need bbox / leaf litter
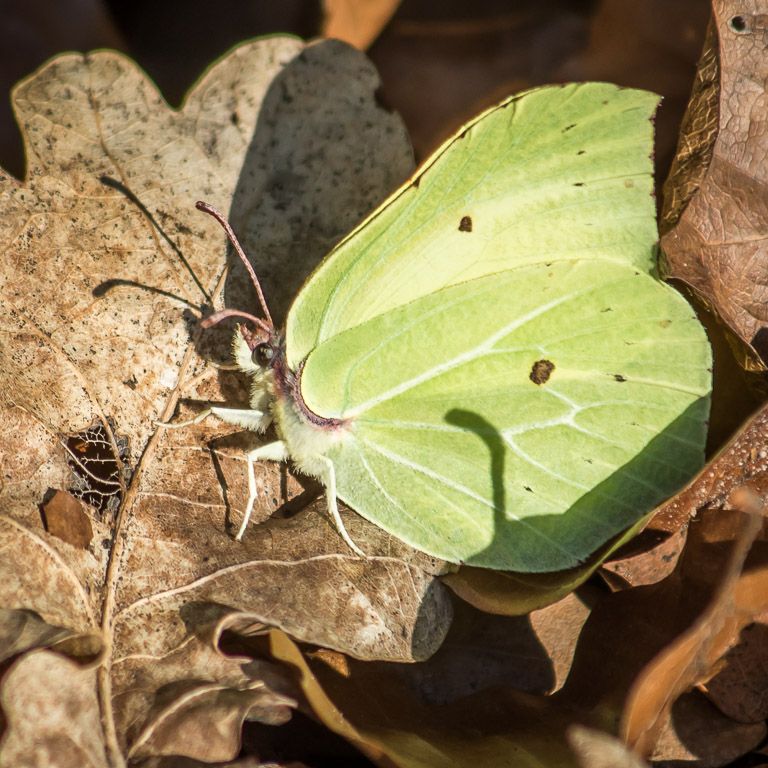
[0,37,452,766]
[5,1,768,765]
[661,0,768,370]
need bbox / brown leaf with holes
[661,0,768,368]
[0,38,455,765]
[601,529,687,589]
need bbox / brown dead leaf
[544,499,768,764]
[649,688,766,764]
[529,590,594,693]
[42,489,94,549]
[388,595,556,706]
[442,508,651,615]
[650,401,768,533]
[0,37,455,764]
[322,0,402,50]
[705,613,768,722]
[0,651,109,767]
[0,0,125,179]
[660,0,768,369]
[601,528,687,589]
[620,507,766,754]
[266,629,586,768]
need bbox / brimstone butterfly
[162,82,711,572]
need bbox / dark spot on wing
[530,359,555,385]
[601,307,612,313]
[563,123,577,132]
[577,150,586,155]
[613,374,627,383]
[524,486,533,492]
[459,215,473,232]
[412,176,421,189]
[574,182,585,187]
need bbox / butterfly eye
[252,344,274,367]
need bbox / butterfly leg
[237,440,288,540]
[155,407,270,432]
[314,455,367,558]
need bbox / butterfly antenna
[196,201,274,329]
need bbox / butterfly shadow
[444,409,508,567]
[444,398,710,573]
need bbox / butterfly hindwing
[299,261,710,571]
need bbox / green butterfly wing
[281,81,711,571]
[285,83,660,370]
[299,261,710,571]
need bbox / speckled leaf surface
[0,37,453,767]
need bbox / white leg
[236,441,289,540]
[315,455,366,558]
[155,406,270,432]
[154,408,215,428]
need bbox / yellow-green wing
[285,83,660,369]
[299,261,711,572]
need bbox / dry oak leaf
[541,506,768,764]
[621,507,768,756]
[261,511,768,767]
[266,628,588,768]
[660,0,768,368]
[0,651,109,768]
[0,37,453,766]
[650,399,768,534]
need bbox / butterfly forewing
[285,83,660,370]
